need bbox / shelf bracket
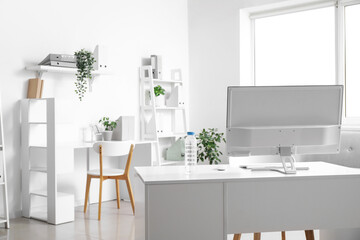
[88,78,94,92]
[35,71,43,79]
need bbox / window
[344,4,360,118]
[241,0,360,125]
[254,7,336,86]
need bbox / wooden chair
[83,141,135,220]
[233,230,314,240]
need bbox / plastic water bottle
[185,132,197,174]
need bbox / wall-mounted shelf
[25,65,110,78]
[25,65,111,92]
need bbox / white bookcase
[21,98,74,224]
[139,66,188,166]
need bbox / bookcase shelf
[21,98,75,225]
[147,79,183,84]
[140,66,188,166]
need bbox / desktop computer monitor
[226,85,343,174]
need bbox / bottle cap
[187,132,195,135]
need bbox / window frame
[340,0,360,128]
[242,0,360,128]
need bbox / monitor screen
[226,85,343,157]
[227,86,343,128]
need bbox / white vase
[155,95,165,107]
[102,131,113,141]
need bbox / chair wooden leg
[254,233,261,240]
[115,179,120,209]
[98,178,103,220]
[84,175,91,213]
[125,177,135,215]
[305,230,314,240]
[281,231,286,240]
[233,233,241,240]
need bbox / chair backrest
[93,141,135,176]
[93,141,135,157]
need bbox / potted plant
[196,128,226,165]
[154,85,165,107]
[74,49,96,101]
[98,117,117,141]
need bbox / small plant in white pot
[154,85,166,107]
[98,117,117,141]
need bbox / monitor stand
[241,146,309,174]
[278,146,297,174]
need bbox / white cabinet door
[147,182,224,240]
[226,177,360,234]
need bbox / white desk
[134,162,360,240]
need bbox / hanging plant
[74,49,96,101]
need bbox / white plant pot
[155,95,165,107]
[102,131,113,141]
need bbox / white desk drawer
[147,182,224,240]
[226,177,360,233]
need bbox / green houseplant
[98,117,117,141]
[154,85,165,97]
[74,49,96,101]
[154,85,166,106]
[196,128,226,165]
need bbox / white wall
[0,0,188,218]
[188,0,290,163]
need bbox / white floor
[0,200,135,240]
[0,200,319,240]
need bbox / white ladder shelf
[139,66,188,166]
[0,97,10,228]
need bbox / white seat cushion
[87,168,125,176]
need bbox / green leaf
[196,128,226,165]
[74,49,95,101]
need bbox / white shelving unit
[0,97,10,228]
[21,98,74,225]
[139,66,188,166]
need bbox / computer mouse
[217,167,227,171]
